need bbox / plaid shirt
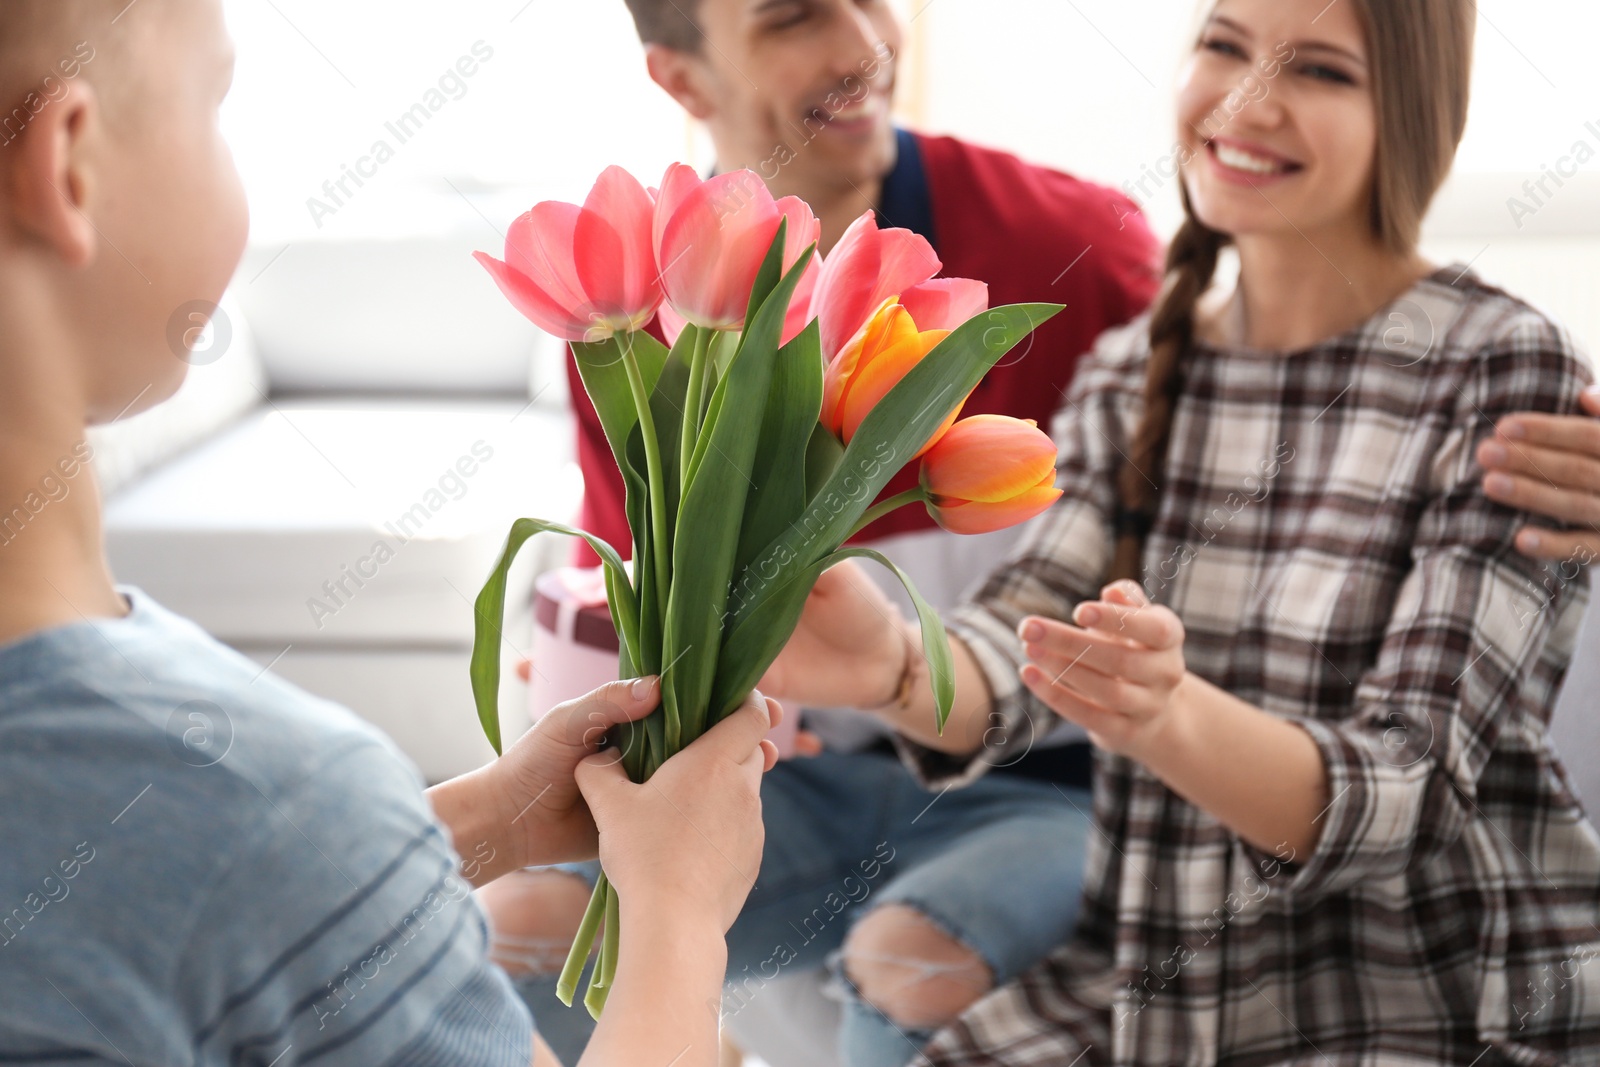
[899,268,1600,1066]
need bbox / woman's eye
[1301,63,1355,85]
[1201,37,1247,60]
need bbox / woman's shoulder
[1056,313,1154,410]
[1409,266,1589,370]
[1400,267,1594,420]
[1083,311,1155,369]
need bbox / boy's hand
[515,659,823,758]
[1017,580,1189,764]
[490,677,666,870]
[1479,390,1600,564]
[576,692,779,934]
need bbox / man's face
[690,0,904,192]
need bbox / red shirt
[566,131,1162,562]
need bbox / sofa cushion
[104,398,579,646]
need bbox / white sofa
[97,237,581,783]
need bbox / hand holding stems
[1478,390,1600,563]
[1016,580,1331,860]
[430,686,783,1067]
[571,692,781,1067]
[428,677,668,888]
[512,658,824,758]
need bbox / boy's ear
[645,43,716,121]
[3,79,99,269]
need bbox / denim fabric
[520,749,1092,1067]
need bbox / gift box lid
[534,567,620,652]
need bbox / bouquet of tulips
[470,164,1062,1015]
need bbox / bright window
[223,0,1600,246]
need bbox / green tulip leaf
[735,321,824,576]
[730,303,1063,629]
[470,518,638,755]
[713,546,954,732]
[803,421,845,501]
[661,238,816,745]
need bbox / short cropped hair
[0,1,133,109]
[621,0,705,52]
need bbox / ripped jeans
[516,748,1092,1067]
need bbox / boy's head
[0,0,247,426]
[628,0,903,197]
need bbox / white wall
[220,0,1600,387]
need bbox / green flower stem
[555,874,608,1006]
[601,881,621,988]
[584,928,609,1018]
[847,487,931,539]
[618,334,671,611]
[583,882,621,1019]
[680,326,713,480]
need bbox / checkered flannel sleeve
[1260,321,1593,899]
[892,335,1133,788]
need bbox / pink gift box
[530,566,797,756]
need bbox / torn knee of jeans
[838,903,995,1030]
[479,869,595,976]
[492,932,584,976]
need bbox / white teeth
[1214,143,1286,174]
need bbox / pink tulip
[920,415,1062,535]
[474,166,661,343]
[653,165,821,340]
[899,278,991,336]
[811,211,989,360]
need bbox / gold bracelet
[866,616,922,714]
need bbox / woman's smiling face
[1176,0,1377,245]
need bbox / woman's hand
[759,559,908,712]
[1017,579,1190,763]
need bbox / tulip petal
[656,302,688,347]
[577,166,661,328]
[901,278,990,332]
[506,203,589,314]
[812,213,887,359]
[474,251,592,342]
[820,295,878,408]
[872,226,944,297]
[653,163,703,263]
[920,415,1058,502]
[823,299,907,436]
[659,170,780,329]
[812,212,943,360]
[781,254,821,347]
[571,208,629,328]
[775,196,823,269]
[838,321,949,441]
[930,484,1063,535]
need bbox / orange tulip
[919,415,1062,534]
[822,299,963,455]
